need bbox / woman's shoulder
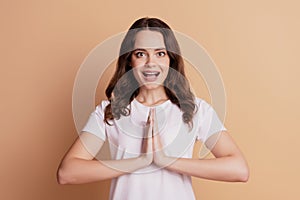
[194,97,213,112]
[194,97,209,106]
[95,99,110,114]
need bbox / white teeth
[142,72,160,77]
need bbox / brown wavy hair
[104,17,196,126]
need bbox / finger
[148,120,153,139]
[142,112,152,153]
[152,107,156,121]
[153,133,163,151]
[145,109,153,137]
[150,108,155,125]
[142,127,153,153]
[146,109,151,126]
[152,108,158,136]
[147,116,153,153]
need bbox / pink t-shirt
[81,97,226,200]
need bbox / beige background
[1,0,299,199]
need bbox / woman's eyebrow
[133,48,147,52]
[154,48,167,51]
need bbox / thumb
[153,131,163,151]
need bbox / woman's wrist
[100,156,150,174]
[138,154,153,167]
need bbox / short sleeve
[196,100,227,143]
[81,101,109,141]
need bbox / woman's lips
[141,71,160,82]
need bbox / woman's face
[130,30,170,90]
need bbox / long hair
[104,17,196,126]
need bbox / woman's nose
[145,54,156,67]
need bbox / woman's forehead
[134,30,166,49]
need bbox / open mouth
[142,71,160,77]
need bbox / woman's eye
[135,52,145,57]
[157,51,166,57]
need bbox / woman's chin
[140,82,164,90]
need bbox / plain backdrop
[1,0,299,199]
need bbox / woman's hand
[151,108,172,168]
[140,108,172,168]
[141,108,169,167]
[140,109,154,165]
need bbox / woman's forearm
[57,156,149,184]
[165,155,249,182]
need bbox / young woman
[57,17,249,200]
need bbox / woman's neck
[135,86,169,106]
